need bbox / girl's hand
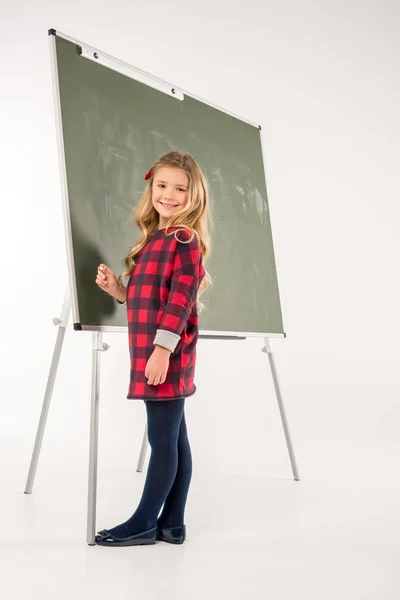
[95,263,120,298]
[145,347,171,385]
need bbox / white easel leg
[263,337,299,481]
[24,289,71,494]
[136,423,148,473]
[87,331,109,545]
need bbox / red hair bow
[144,168,153,181]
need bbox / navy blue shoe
[95,526,157,546]
[156,524,186,544]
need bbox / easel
[24,288,299,545]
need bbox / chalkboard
[49,31,285,338]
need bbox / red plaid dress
[125,227,205,400]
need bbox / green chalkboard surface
[50,31,285,337]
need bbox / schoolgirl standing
[94,151,212,546]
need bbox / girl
[94,151,212,547]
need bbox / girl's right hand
[95,264,120,298]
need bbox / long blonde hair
[118,151,213,313]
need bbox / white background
[1,0,399,561]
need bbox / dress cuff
[153,329,181,353]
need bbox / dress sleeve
[153,233,202,352]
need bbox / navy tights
[106,398,192,538]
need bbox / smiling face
[151,167,189,229]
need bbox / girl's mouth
[160,202,178,209]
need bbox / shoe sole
[96,538,156,547]
[156,536,184,544]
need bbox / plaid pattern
[126,227,205,400]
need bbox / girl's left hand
[145,347,171,385]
